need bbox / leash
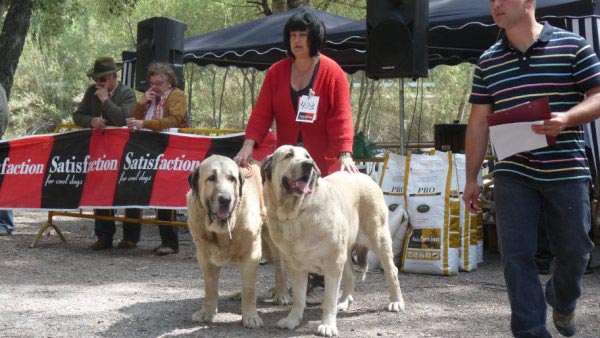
[243,165,267,222]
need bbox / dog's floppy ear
[261,154,274,183]
[313,160,321,179]
[188,167,200,196]
[238,170,244,198]
[309,161,321,190]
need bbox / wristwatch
[338,151,352,159]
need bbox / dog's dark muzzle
[282,161,315,195]
[301,161,314,176]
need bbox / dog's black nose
[218,195,231,208]
[301,161,313,173]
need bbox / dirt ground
[0,210,599,338]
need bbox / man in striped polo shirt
[463,1,600,337]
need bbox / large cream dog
[186,155,288,329]
[262,145,405,337]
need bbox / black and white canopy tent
[182,7,353,70]
[325,0,600,68]
[122,1,600,76]
[120,7,358,89]
[122,0,600,173]
[322,0,600,173]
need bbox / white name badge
[296,95,319,123]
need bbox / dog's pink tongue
[216,209,229,220]
[292,180,311,194]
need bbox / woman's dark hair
[146,62,178,87]
[283,11,326,58]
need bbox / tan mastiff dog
[262,145,405,337]
[186,155,288,329]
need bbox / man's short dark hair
[283,11,326,59]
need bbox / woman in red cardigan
[234,11,357,305]
[234,11,357,176]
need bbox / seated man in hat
[73,56,140,250]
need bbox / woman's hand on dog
[338,155,359,173]
[235,139,255,167]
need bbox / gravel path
[0,210,599,337]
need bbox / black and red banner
[0,128,276,210]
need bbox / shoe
[153,245,178,256]
[306,285,324,305]
[553,309,576,337]
[117,240,137,249]
[90,236,113,250]
[0,227,11,236]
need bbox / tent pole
[399,78,405,155]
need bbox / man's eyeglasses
[94,76,108,83]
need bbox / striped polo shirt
[470,22,600,182]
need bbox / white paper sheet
[489,121,547,160]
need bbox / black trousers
[94,209,141,242]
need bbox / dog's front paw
[271,292,292,305]
[317,324,338,337]
[337,294,353,312]
[192,307,217,322]
[243,314,263,329]
[276,316,302,330]
[387,300,405,313]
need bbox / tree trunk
[272,0,285,13]
[287,0,312,9]
[218,67,230,129]
[0,0,8,18]
[250,70,257,108]
[125,16,136,47]
[241,69,252,127]
[209,68,218,128]
[0,0,35,99]
[354,73,368,132]
[364,81,380,137]
[186,64,195,127]
[456,68,475,122]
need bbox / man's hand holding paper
[531,112,567,137]
[489,121,548,160]
[487,97,556,160]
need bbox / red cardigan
[245,55,354,176]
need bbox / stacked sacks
[401,151,459,276]
[364,151,485,276]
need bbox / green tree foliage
[5,0,475,150]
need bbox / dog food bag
[452,154,478,272]
[458,200,479,272]
[366,160,382,183]
[402,151,458,276]
[378,152,407,212]
[448,197,462,265]
[476,211,485,264]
